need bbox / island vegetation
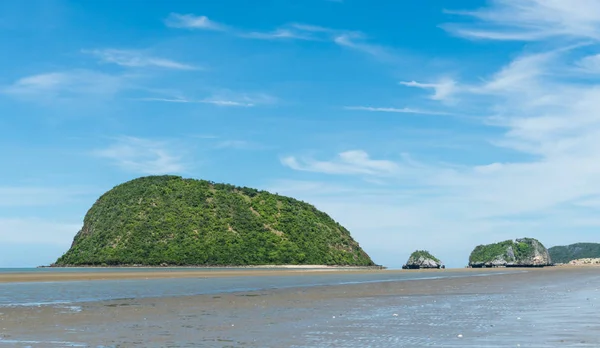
[54,176,375,267]
[548,243,600,264]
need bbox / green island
[468,237,552,267]
[548,243,600,264]
[54,175,375,267]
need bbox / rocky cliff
[402,250,444,269]
[468,238,552,268]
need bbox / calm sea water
[0,269,513,307]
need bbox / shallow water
[0,269,510,307]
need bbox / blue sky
[2,0,600,268]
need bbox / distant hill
[548,243,600,264]
[468,238,552,267]
[54,175,375,267]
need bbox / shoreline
[0,267,387,284]
[3,264,593,284]
[0,266,521,284]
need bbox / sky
[2,0,600,268]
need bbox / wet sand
[0,268,385,284]
[1,267,599,347]
[0,267,495,284]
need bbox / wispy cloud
[344,106,452,115]
[576,53,600,73]
[94,136,186,175]
[442,0,600,41]
[282,150,400,176]
[136,97,255,107]
[1,70,125,101]
[165,13,392,58]
[399,78,458,101]
[137,91,276,107]
[240,28,315,41]
[84,49,197,70]
[0,218,80,245]
[214,140,264,150]
[0,187,94,207]
[333,33,394,60]
[164,13,227,31]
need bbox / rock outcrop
[468,238,552,268]
[402,250,444,269]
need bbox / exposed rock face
[468,238,552,268]
[402,250,444,269]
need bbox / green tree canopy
[55,175,374,267]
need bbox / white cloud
[85,49,197,70]
[282,150,400,176]
[94,136,186,175]
[1,70,125,100]
[164,13,226,31]
[443,0,600,41]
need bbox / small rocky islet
[402,250,444,269]
[468,238,552,268]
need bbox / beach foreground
[0,267,599,347]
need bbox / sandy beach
[1,267,599,347]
